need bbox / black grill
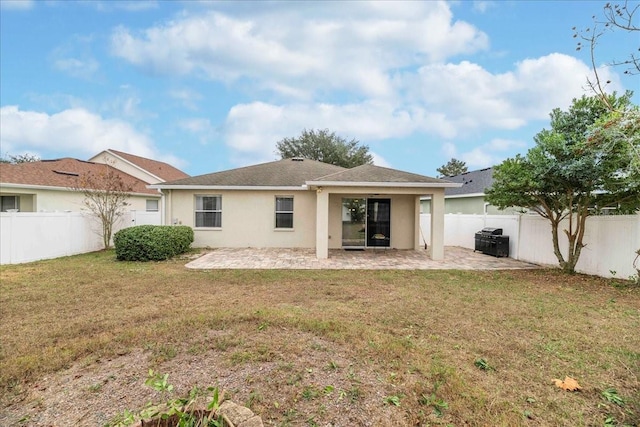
[474,227,509,257]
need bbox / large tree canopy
[436,158,468,177]
[486,93,640,274]
[275,128,373,168]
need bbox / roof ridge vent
[291,157,305,162]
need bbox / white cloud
[0,105,184,168]
[472,1,496,13]
[222,100,447,165]
[370,151,391,168]
[169,89,203,110]
[50,35,100,81]
[53,57,99,80]
[178,118,215,144]
[459,138,527,169]
[0,0,33,10]
[110,2,489,98]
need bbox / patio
[186,246,540,270]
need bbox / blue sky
[1,0,637,177]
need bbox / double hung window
[275,196,293,229]
[195,195,222,228]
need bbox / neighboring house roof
[443,167,494,196]
[98,149,190,182]
[0,158,158,196]
[311,164,450,186]
[157,158,347,188]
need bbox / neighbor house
[420,167,521,215]
[0,150,189,214]
[150,158,461,260]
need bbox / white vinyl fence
[421,213,640,279]
[0,210,161,265]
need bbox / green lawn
[1,250,638,426]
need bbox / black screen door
[366,199,390,247]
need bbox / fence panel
[420,213,639,278]
[0,210,161,264]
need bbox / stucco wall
[421,196,522,215]
[0,186,156,213]
[90,152,160,184]
[166,189,318,248]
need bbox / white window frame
[146,199,159,212]
[195,195,222,228]
[275,196,294,229]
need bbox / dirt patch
[2,330,405,426]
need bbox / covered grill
[474,227,509,257]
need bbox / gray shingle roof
[312,164,448,184]
[160,158,346,187]
[444,167,494,196]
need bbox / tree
[574,1,639,109]
[0,153,40,164]
[436,158,468,177]
[73,163,133,249]
[275,128,373,168]
[486,94,640,274]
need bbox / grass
[1,250,639,426]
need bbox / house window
[195,195,221,228]
[1,196,19,212]
[275,196,293,229]
[146,199,159,212]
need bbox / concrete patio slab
[185,246,539,270]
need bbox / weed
[419,393,448,417]
[247,389,262,408]
[108,371,224,427]
[474,358,494,371]
[326,360,339,371]
[601,388,625,406]
[301,385,319,401]
[384,395,401,406]
[88,382,103,393]
[322,385,334,395]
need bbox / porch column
[316,189,329,259]
[414,195,422,250]
[429,189,445,260]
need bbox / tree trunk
[550,218,568,271]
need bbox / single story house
[420,167,521,215]
[0,150,189,214]
[150,158,461,260]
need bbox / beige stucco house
[0,150,189,214]
[151,158,461,260]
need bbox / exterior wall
[327,193,417,250]
[90,152,161,184]
[0,185,158,213]
[421,196,524,215]
[166,189,317,248]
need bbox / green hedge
[114,225,194,261]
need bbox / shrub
[114,225,194,261]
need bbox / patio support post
[429,189,445,260]
[414,195,422,251]
[316,189,329,259]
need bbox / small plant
[383,395,401,406]
[474,358,494,371]
[601,388,625,406]
[301,385,319,401]
[108,371,224,427]
[419,393,448,417]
